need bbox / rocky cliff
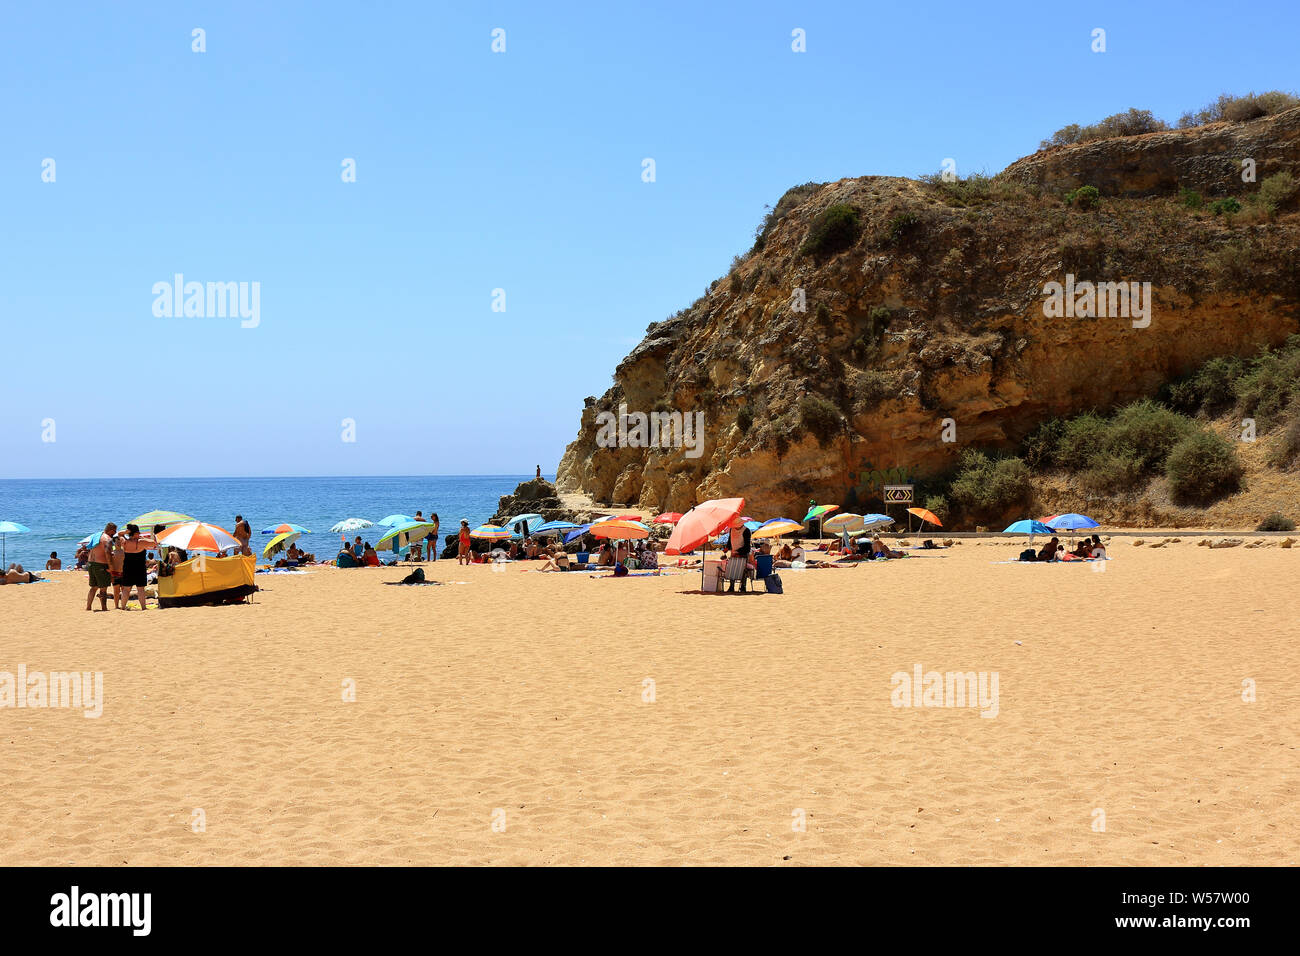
[557,109,1300,520]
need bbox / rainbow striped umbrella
[803,504,839,522]
[157,521,241,553]
[470,524,512,540]
[261,522,312,535]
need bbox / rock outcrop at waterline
[556,111,1300,518]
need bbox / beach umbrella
[377,514,415,527]
[665,497,745,591]
[563,523,592,545]
[860,514,896,532]
[376,521,437,553]
[504,513,543,538]
[666,498,745,555]
[803,504,838,522]
[261,522,312,535]
[590,520,650,540]
[157,521,241,553]
[262,530,301,560]
[652,512,683,525]
[752,518,802,539]
[1003,520,1054,544]
[470,524,512,539]
[907,507,942,528]
[124,510,193,529]
[531,520,581,537]
[0,521,30,565]
[1048,513,1099,530]
[1038,514,1061,526]
[823,513,864,532]
[330,518,374,534]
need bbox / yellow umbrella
[124,510,194,529]
[752,518,802,539]
[589,520,650,540]
[263,530,301,559]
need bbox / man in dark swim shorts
[85,522,117,611]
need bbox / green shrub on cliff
[1165,431,1243,504]
[797,394,842,446]
[1041,108,1168,148]
[799,203,860,257]
[1178,90,1300,127]
[948,450,1031,519]
[1065,185,1101,210]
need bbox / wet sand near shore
[2,540,1296,866]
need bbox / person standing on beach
[429,513,440,561]
[234,515,253,556]
[725,517,752,593]
[85,523,116,611]
[118,524,151,611]
[458,520,472,565]
[109,530,128,608]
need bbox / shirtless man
[233,515,253,556]
[109,531,128,608]
[85,523,117,611]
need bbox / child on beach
[458,520,472,565]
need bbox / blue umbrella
[563,523,592,544]
[533,520,581,537]
[1003,520,1054,535]
[0,521,31,565]
[377,514,415,527]
[1048,513,1099,530]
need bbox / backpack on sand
[764,572,783,594]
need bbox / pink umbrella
[665,498,746,592]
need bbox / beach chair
[755,554,774,580]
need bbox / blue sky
[2,0,1297,478]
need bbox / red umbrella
[652,512,683,524]
[665,498,746,592]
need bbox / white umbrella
[330,518,374,534]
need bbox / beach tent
[159,554,256,608]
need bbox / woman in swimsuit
[458,520,472,565]
[118,524,151,610]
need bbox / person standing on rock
[535,465,541,479]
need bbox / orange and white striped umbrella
[157,521,242,553]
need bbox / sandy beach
[2,539,1295,866]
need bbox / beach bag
[400,567,426,584]
[1019,548,1037,562]
[763,572,783,594]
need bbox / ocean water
[0,475,547,568]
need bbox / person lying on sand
[538,550,570,572]
[871,535,904,559]
[4,564,44,584]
